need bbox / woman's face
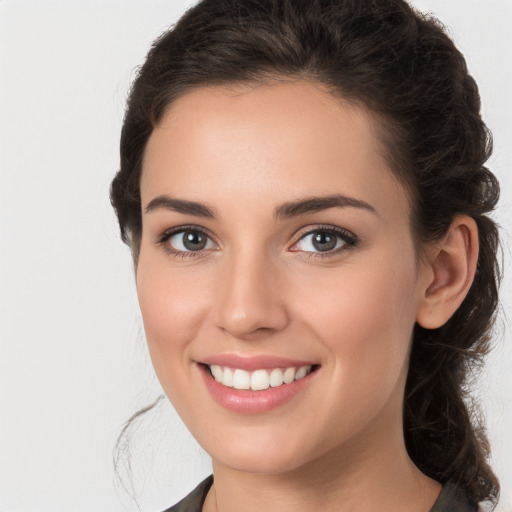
[137,81,430,475]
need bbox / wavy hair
[111,0,501,505]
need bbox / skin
[137,81,478,512]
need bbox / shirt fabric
[162,475,478,512]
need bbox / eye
[290,227,357,255]
[158,227,217,255]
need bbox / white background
[0,1,511,511]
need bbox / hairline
[133,75,425,264]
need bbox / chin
[213,449,310,475]
[202,427,325,475]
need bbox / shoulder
[430,482,479,512]
[161,476,214,512]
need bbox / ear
[416,215,479,329]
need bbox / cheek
[136,257,208,376]
[296,250,419,385]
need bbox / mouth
[206,364,315,391]
[197,358,320,414]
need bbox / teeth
[208,365,312,391]
[251,369,270,391]
[283,367,295,384]
[233,369,250,390]
[269,368,284,387]
[210,364,223,382]
[295,366,308,380]
[223,367,234,387]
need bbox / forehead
[141,81,409,222]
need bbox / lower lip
[198,364,316,414]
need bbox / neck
[206,441,439,512]
[203,387,441,512]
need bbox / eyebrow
[144,195,216,218]
[274,194,377,220]
[144,193,377,220]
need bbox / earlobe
[416,216,479,330]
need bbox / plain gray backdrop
[1,1,511,511]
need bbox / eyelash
[156,224,358,259]
[157,225,217,259]
[290,225,358,259]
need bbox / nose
[214,250,289,340]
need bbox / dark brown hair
[111,0,501,505]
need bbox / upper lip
[198,354,318,371]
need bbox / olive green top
[162,475,478,512]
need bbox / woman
[111,0,501,510]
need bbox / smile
[208,365,313,391]
[199,358,319,414]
